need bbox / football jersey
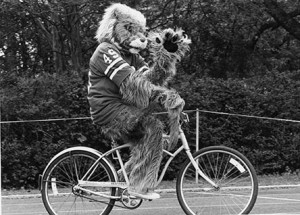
[88,41,149,125]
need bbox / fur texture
[146,28,191,87]
[95,3,190,192]
[145,28,191,149]
[95,3,147,54]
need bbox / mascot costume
[88,3,191,200]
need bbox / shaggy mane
[95,3,146,43]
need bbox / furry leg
[127,115,164,192]
[100,105,163,190]
[100,106,148,182]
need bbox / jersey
[88,41,149,125]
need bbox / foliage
[0,72,111,188]
[2,70,299,187]
[173,70,300,175]
[1,0,300,188]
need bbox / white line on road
[257,196,300,202]
[3,202,300,215]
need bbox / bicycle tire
[41,148,117,215]
[176,146,258,215]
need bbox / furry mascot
[88,3,190,200]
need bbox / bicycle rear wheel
[177,146,258,215]
[41,148,117,215]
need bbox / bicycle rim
[177,146,258,215]
[41,150,116,215]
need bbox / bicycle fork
[179,128,219,189]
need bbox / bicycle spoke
[177,146,258,215]
[41,150,116,215]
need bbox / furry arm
[120,72,185,149]
[145,28,191,87]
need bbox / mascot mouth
[119,43,142,53]
[128,46,143,54]
[130,45,143,50]
[118,38,147,54]
[128,44,147,54]
[128,39,147,52]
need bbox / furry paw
[145,28,191,87]
[158,90,185,111]
[161,28,190,53]
[148,28,191,61]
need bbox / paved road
[2,187,300,215]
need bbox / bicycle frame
[76,125,218,200]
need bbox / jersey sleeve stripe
[104,57,123,75]
[137,65,149,73]
[106,60,129,78]
[109,63,130,80]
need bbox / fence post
[196,108,199,183]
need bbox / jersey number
[103,49,118,64]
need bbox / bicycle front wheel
[41,148,117,215]
[177,146,258,215]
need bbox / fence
[1,109,300,187]
[1,108,299,151]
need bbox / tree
[263,0,300,41]
[1,0,300,188]
[0,0,111,75]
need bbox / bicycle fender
[41,146,117,181]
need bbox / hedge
[1,70,300,188]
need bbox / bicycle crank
[120,189,143,209]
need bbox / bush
[173,70,300,175]
[1,72,111,188]
[1,70,300,188]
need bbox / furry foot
[128,189,160,200]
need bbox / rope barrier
[0,109,300,124]
[0,117,91,124]
[196,109,300,124]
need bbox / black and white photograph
[1,0,300,214]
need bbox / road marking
[3,202,300,215]
[2,201,300,215]
[257,196,300,202]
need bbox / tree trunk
[51,12,64,74]
[4,34,19,73]
[263,0,300,41]
[66,5,82,73]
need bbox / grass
[2,173,299,197]
[257,173,300,186]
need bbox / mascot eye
[156,37,161,44]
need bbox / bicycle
[39,112,258,215]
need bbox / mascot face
[113,20,147,54]
[96,3,147,54]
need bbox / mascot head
[95,3,147,54]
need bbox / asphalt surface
[2,186,300,215]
